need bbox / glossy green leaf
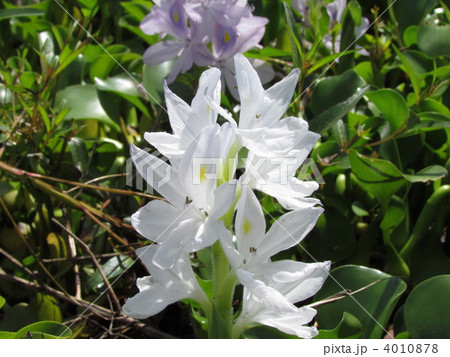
[143,61,173,105]
[402,50,433,75]
[403,26,418,47]
[403,165,448,182]
[0,295,5,309]
[316,312,362,339]
[311,69,366,115]
[404,275,450,338]
[309,86,369,134]
[349,150,408,207]
[0,7,44,20]
[366,89,409,131]
[392,45,421,99]
[379,196,410,277]
[393,0,437,34]
[418,20,450,57]
[95,75,151,117]
[314,265,407,338]
[55,85,120,131]
[283,2,303,68]
[87,254,133,291]
[14,321,72,339]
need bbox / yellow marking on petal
[224,31,231,43]
[199,164,207,183]
[173,11,179,23]
[243,217,252,235]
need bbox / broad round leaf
[55,85,120,131]
[314,265,407,338]
[404,275,450,338]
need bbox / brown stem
[51,218,122,311]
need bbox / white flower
[144,67,222,166]
[130,124,238,268]
[220,187,330,337]
[122,245,210,319]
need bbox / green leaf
[33,293,62,323]
[404,275,450,338]
[403,26,418,47]
[349,150,408,207]
[366,89,409,131]
[143,62,174,105]
[0,296,5,309]
[310,69,366,115]
[338,0,361,72]
[393,0,437,34]
[14,321,72,339]
[55,85,120,131]
[283,2,303,68]
[316,312,362,339]
[68,137,89,173]
[120,1,152,22]
[307,50,357,75]
[392,45,421,99]
[418,20,450,57]
[87,254,133,291]
[403,165,448,182]
[379,196,410,277]
[95,75,151,117]
[309,85,369,134]
[314,265,407,338]
[402,50,434,75]
[0,7,44,20]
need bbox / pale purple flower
[140,0,272,88]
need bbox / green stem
[400,185,450,260]
[208,241,235,338]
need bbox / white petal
[152,216,201,269]
[258,206,324,260]
[258,68,300,128]
[130,144,185,206]
[209,180,238,220]
[144,132,184,158]
[219,228,244,269]
[235,186,266,259]
[122,246,203,319]
[131,199,184,243]
[122,279,188,319]
[259,260,331,303]
[178,124,221,210]
[254,307,319,338]
[191,67,222,130]
[255,179,320,211]
[234,54,264,129]
[163,81,193,136]
[236,269,297,313]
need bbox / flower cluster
[141,0,273,98]
[123,54,330,338]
